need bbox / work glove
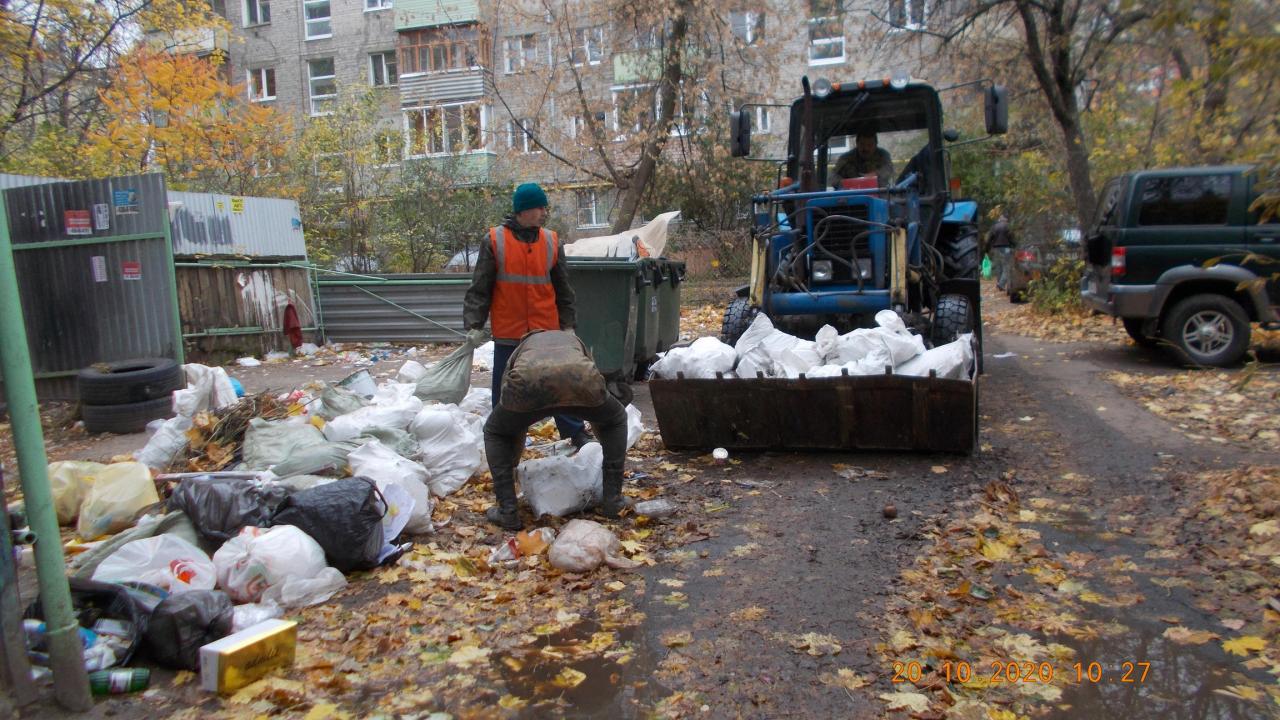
[466,328,490,347]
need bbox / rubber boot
[595,465,630,519]
[486,465,523,531]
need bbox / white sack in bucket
[650,337,736,379]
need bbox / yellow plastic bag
[48,461,104,526]
[77,462,160,540]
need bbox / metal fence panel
[168,191,306,258]
[317,275,469,343]
[1,174,179,399]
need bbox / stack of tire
[78,358,183,435]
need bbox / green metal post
[0,195,93,711]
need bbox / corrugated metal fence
[316,274,470,343]
[168,191,306,259]
[1,173,181,399]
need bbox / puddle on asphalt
[491,619,664,717]
[1029,522,1273,719]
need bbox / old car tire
[1160,294,1250,367]
[1122,318,1160,348]
[932,294,974,345]
[720,297,758,346]
[78,358,182,406]
[81,396,173,435]
[942,225,981,280]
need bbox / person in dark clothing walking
[986,215,1015,290]
[463,183,589,448]
[483,330,630,530]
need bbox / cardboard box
[200,619,297,693]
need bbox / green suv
[1081,165,1279,366]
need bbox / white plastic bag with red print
[91,534,216,593]
[212,525,341,606]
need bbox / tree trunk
[610,0,689,234]
[1060,119,1096,229]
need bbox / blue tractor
[720,76,1007,351]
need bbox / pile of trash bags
[650,311,974,381]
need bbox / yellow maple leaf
[1249,520,1279,538]
[552,667,587,688]
[980,536,1014,561]
[303,703,351,720]
[879,691,931,712]
[498,695,528,709]
[820,668,868,690]
[1214,685,1264,702]
[447,645,491,667]
[662,630,693,647]
[1222,636,1267,656]
[619,539,644,554]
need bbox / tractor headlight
[813,78,833,99]
[858,258,873,279]
[812,260,833,281]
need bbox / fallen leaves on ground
[981,280,1128,344]
[1107,368,1280,447]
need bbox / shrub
[1028,256,1085,313]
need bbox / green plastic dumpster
[565,258,641,379]
[633,259,662,369]
[655,259,685,353]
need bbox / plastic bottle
[634,499,678,518]
[88,668,149,695]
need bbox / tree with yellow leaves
[87,48,294,195]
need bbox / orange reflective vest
[489,225,560,340]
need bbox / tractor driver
[831,132,895,189]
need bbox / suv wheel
[1160,294,1250,367]
[1122,318,1160,348]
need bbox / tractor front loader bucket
[649,369,977,454]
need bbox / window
[307,58,336,115]
[304,0,331,39]
[503,34,538,73]
[1137,175,1233,226]
[507,118,539,153]
[633,25,661,50]
[369,51,397,86]
[569,114,585,139]
[365,0,391,9]
[406,103,486,155]
[808,0,844,64]
[889,0,927,29]
[729,10,764,44]
[570,26,604,66]
[613,84,656,135]
[577,190,606,228]
[247,67,276,101]
[244,0,270,25]
[374,130,403,165]
[398,27,490,74]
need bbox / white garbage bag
[548,519,641,572]
[473,341,495,371]
[347,440,434,534]
[212,525,338,606]
[396,360,427,384]
[322,396,424,442]
[519,442,603,518]
[410,407,483,497]
[458,387,492,417]
[626,404,644,450]
[92,535,216,593]
[651,337,737,379]
[897,334,975,380]
[370,382,419,406]
[134,415,193,470]
[172,363,238,417]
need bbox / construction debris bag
[410,407,483,497]
[519,442,603,518]
[134,415,192,470]
[143,590,234,670]
[243,419,327,470]
[270,440,359,478]
[168,476,292,543]
[321,397,423,442]
[651,336,737,380]
[625,404,644,450]
[415,333,485,405]
[501,330,606,411]
[347,440,433,533]
[357,426,418,458]
[318,383,367,419]
[270,478,387,573]
[897,333,975,380]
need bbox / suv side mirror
[943,128,960,142]
[984,85,1008,135]
[729,110,752,158]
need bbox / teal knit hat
[512,182,549,213]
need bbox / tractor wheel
[931,294,974,346]
[942,225,981,280]
[720,297,758,346]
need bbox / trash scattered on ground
[548,519,640,572]
[712,448,729,465]
[634,498,678,518]
[235,357,261,367]
[993,352,1018,359]
[520,443,604,518]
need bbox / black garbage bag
[143,590,234,670]
[168,476,292,543]
[270,477,386,573]
[23,577,150,667]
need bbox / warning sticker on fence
[91,256,107,283]
[121,261,142,281]
[93,203,110,230]
[65,209,92,236]
[231,197,245,213]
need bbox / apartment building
[224,0,933,235]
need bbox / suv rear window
[1137,174,1232,226]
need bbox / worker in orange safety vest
[463,182,589,450]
